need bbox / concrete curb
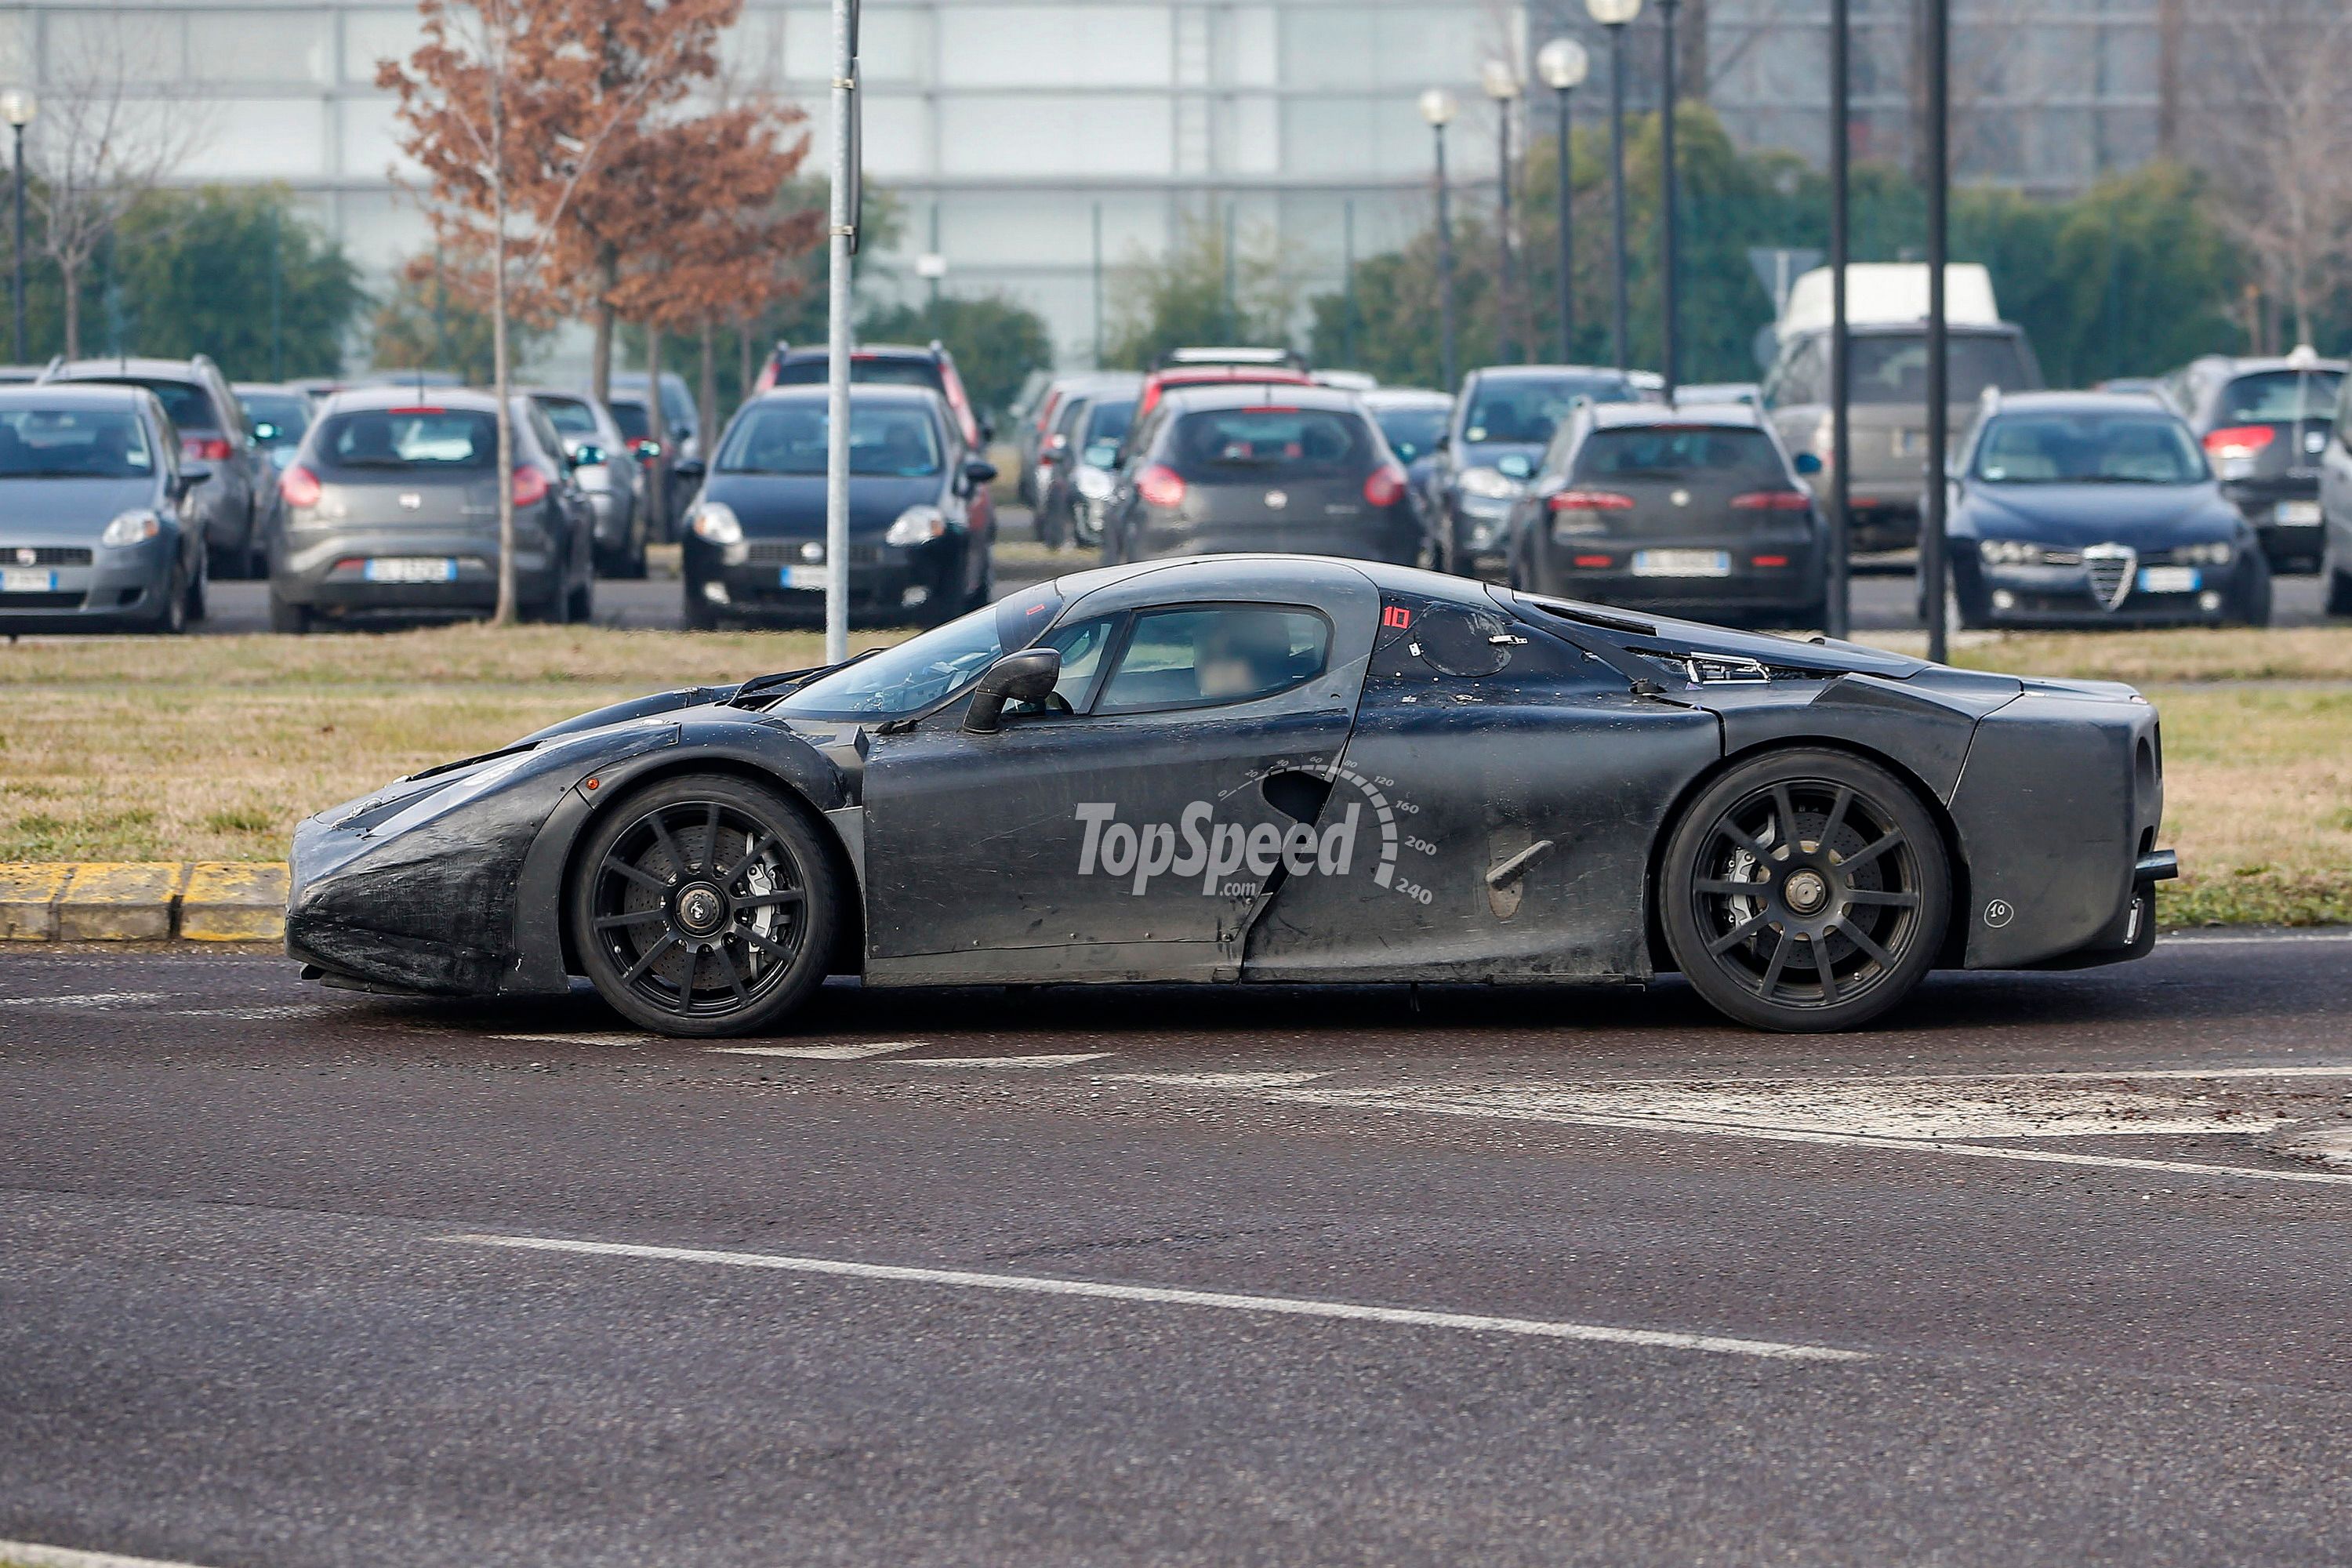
[0,862,286,943]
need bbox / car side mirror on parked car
[1792,451,1823,476]
[175,462,213,495]
[569,443,605,469]
[673,457,707,483]
[964,646,1062,735]
[963,458,1000,491]
[632,438,662,463]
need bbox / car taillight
[1730,490,1811,510]
[279,464,322,508]
[1138,464,1187,509]
[183,435,233,463]
[1570,553,1614,568]
[1363,462,1409,507]
[1752,554,1791,568]
[2203,425,2274,459]
[512,466,550,506]
[1547,490,1635,510]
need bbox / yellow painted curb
[0,862,71,940]
[181,862,290,942]
[56,862,187,941]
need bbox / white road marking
[1107,1071,1333,1088]
[2161,931,2352,945]
[445,1232,1870,1363]
[10,992,169,1009]
[169,1004,332,1022]
[0,1541,225,1568]
[1581,1064,2352,1086]
[707,1041,927,1060]
[899,1053,1112,1068]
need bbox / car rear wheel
[1661,748,1951,1033]
[2322,543,2352,618]
[267,591,312,635]
[154,564,190,635]
[566,576,596,625]
[571,774,840,1038]
[2229,551,2273,626]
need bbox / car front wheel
[1660,748,1951,1033]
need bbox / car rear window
[2220,370,2343,424]
[0,406,155,478]
[75,376,214,433]
[1848,335,2034,405]
[1573,426,1789,486]
[717,401,943,477]
[611,402,653,442]
[238,392,310,444]
[1083,398,1136,445]
[771,358,942,394]
[1170,408,1369,475]
[1465,376,1632,444]
[536,397,600,437]
[315,408,498,470]
[1374,405,1449,463]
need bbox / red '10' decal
[1381,605,1413,630]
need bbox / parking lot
[7,932,2352,1565]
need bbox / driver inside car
[1196,612,1298,701]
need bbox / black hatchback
[1505,402,1828,626]
[2160,350,2344,572]
[1098,386,1417,566]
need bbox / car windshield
[2220,369,2343,424]
[239,393,310,445]
[74,376,215,433]
[611,402,654,442]
[1082,398,1136,447]
[775,590,1068,720]
[1973,413,2207,485]
[1374,405,1450,463]
[316,408,499,470]
[1172,407,1367,474]
[0,406,155,478]
[1463,376,1631,445]
[536,397,601,437]
[1849,336,2032,405]
[1574,426,1788,485]
[771,358,942,393]
[717,401,944,477]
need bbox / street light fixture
[1534,39,1588,364]
[1480,58,1522,364]
[1,89,34,365]
[1420,87,1461,391]
[1584,0,1642,371]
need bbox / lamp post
[1584,0,1642,372]
[1420,88,1461,391]
[1535,40,1588,365]
[1480,57,1522,364]
[1,90,34,365]
[1826,0,1852,639]
[914,249,947,329]
[1922,0,1951,663]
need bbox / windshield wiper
[729,646,884,707]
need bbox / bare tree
[27,16,208,358]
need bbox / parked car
[1052,388,1142,550]
[532,388,648,577]
[0,384,210,634]
[607,392,681,542]
[2158,349,2345,573]
[42,354,274,579]
[2325,372,2352,617]
[753,341,989,448]
[677,383,995,630]
[268,387,597,633]
[611,369,702,466]
[234,383,315,473]
[1016,374,1091,507]
[1097,384,1417,566]
[1023,372,1134,525]
[1134,359,1316,423]
[1425,365,1639,575]
[1505,400,1828,627]
[1674,381,1762,408]
[1037,376,1142,548]
[1933,391,2267,628]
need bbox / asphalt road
[187,510,2336,635]
[6,933,2352,1566]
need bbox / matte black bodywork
[289,556,2171,1011]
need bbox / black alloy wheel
[1661,749,1950,1032]
[571,773,839,1036]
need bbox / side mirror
[1497,453,1534,480]
[569,443,605,469]
[673,457,707,482]
[252,422,280,442]
[963,646,1062,734]
[632,438,663,463]
[1792,451,1823,476]
[176,462,213,495]
[963,458,1000,489]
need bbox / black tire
[567,577,596,625]
[267,591,312,635]
[153,564,190,635]
[1660,748,1951,1033]
[185,554,209,624]
[2322,545,2352,619]
[684,587,724,631]
[570,772,840,1038]
[1036,498,1068,550]
[2229,550,2273,627]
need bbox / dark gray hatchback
[267,387,597,633]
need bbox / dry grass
[1861,626,2352,684]
[2146,682,2352,927]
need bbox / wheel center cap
[675,883,727,935]
[1783,869,1830,916]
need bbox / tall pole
[1342,198,1358,367]
[927,200,942,323]
[1606,23,1630,371]
[1922,0,1949,664]
[1090,201,1103,367]
[1222,199,1237,340]
[9,123,24,364]
[1435,123,1457,390]
[1554,85,1574,362]
[1496,106,1517,363]
[1658,0,1680,396]
[268,203,283,381]
[823,0,855,664]
[1827,0,1852,640]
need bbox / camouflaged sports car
[288,556,2176,1036]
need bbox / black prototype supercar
[288,556,2178,1035]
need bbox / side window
[1096,605,1332,715]
[1006,615,1121,717]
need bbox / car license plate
[780,565,831,590]
[2137,565,2199,594]
[1632,549,1732,578]
[363,557,458,584]
[2276,500,2321,526]
[2,567,59,592]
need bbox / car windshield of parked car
[717,402,944,477]
[773,590,1067,720]
[1463,376,1631,445]
[1849,336,2031,405]
[316,408,499,470]
[1083,398,1137,449]
[611,402,654,444]
[1374,405,1450,463]
[2220,370,2343,424]
[771,358,942,393]
[239,392,310,447]
[0,407,155,478]
[1573,426,1788,486]
[536,397,601,439]
[1973,414,2206,485]
[1172,408,1367,475]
